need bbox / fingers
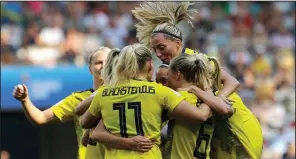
[12,87,23,97]
[129,136,155,153]
[227,98,235,103]
[136,147,151,153]
[22,84,28,93]
[221,97,234,105]
[223,99,232,106]
[12,84,28,101]
[135,136,153,143]
[139,141,154,147]
[134,143,153,153]
[137,146,153,152]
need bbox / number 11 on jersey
[113,102,144,137]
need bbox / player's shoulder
[145,81,161,87]
[183,48,201,55]
[178,90,189,97]
[156,84,181,97]
[72,88,94,96]
[178,90,196,98]
[178,90,197,103]
[183,47,210,58]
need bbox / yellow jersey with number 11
[89,80,185,159]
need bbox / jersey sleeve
[158,85,185,113]
[51,94,77,122]
[88,89,102,117]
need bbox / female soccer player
[164,53,222,159]
[81,48,121,159]
[177,54,263,159]
[80,43,233,159]
[12,47,111,159]
[76,48,155,159]
[155,64,169,87]
[132,2,240,99]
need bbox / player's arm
[13,84,59,126]
[80,93,102,129]
[161,87,211,123]
[185,86,234,117]
[172,101,213,123]
[75,94,95,116]
[81,129,90,147]
[80,110,100,129]
[219,69,240,97]
[91,119,153,152]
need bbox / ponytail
[102,48,120,85]
[111,44,152,86]
[133,2,198,48]
[193,58,212,90]
[169,53,218,91]
[208,57,222,91]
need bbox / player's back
[97,80,184,159]
[171,91,215,159]
[213,92,263,159]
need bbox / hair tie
[152,30,182,41]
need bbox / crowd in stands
[1,2,295,159]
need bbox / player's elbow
[199,113,208,122]
[28,115,48,126]
[192,110,208,123]
[90,131,101,142]
[79,118,89,129]
[75,107,83,116]
[233,79,240,89]
[221,70,240,89]
[30,119,46,126]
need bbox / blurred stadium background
[1,1,295,159]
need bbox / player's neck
[136,73,149,81]
[179,81,194,89]
[178,46,184,54]
[93,78,104,90]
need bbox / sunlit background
[1,2,295,159]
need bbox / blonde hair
[102,48,120,84]
[111,43,152,86]
[88,46,111,65]
[132,2,198,48]
[169,54,222,91]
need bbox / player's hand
[217,94,235,106]
[12,84,29,102]
[124,135,154,153]
[177,85,201,95]
[81,130,90,147]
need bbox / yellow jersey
[181,47,198,55]
[171,91,215,159]
[211,93,263,159]
[51,88,94,159]
[89,80,185,159]
[182,48,216,69]
[84,128,106,159]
